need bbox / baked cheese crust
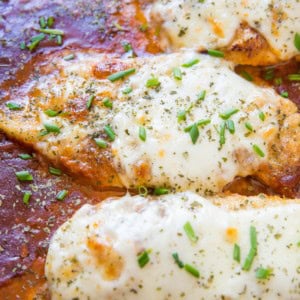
[46,192,300,299]
[0,51,299,194]
[145,0,300,65]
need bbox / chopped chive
[20,42,26,50]
[27,39,41,51]
[258,111,265,121]
[63,53,75,61]
[242,247,256,271]
[39,28,64,35]
[226,119,235,134]
[256,267,272,279]
[245,122,253,132]
[94,138,107,149]
[103,97,113,109]
[44,123,60,133]
[56,190,68,201]
[104,125,115,141]
[39,16,46,28]
[27,33,45,51]
[183,221,198,243]
[233,244,240,262]
[177,110,186,122]
[23,191,32,205]
[173,67,182,80]
[19,153,32,160]
[15,171,33,181]
[107,68,136,82]
[242,226,257,271]
[184,119,210,132]
[139,126,146,142]
[137,251,150,268]
[31,33,45,42]
[122,87,132,94]
[207,49,224,57]
[44,109,59,117]
[49,167,62,176]
[122,42,132,52]
[280,91,289,98]
[189,124,199,144]
[56,35,63,45]
[86,95,95,110]
[184,264,200,278]
[219,122,226,146]
[146,76,160,88]
[250,226,257,250]
[263,68,274,80]
[219,108,239,120]
[172,253,184,268]
[197,90,206,101]
[139,23,148,32]
[240,70,253,81]
[47,16,54,27]
[153,188,169,195]
[182,58,199,68]
[39,130,49,137]
[138,186,148,197]
[294,33,300,51]
[253,144,265,157]
[197,119,211,126]
[287,74,300,81]
[5,102,22,110]
[297,241,300,247]
[274,77,282,85]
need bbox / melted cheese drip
[147,0,300,60]
[46,192,300,299]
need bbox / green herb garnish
[182,58,199,68]
[173,67,182,80]
[139,126,147,141]
[56,190,68,201]
[15,171,33,181]
[104,125,115,141]
[252,144,265,157]
[5,102,22,110]
[183,221,198,243]
[94,138,107,149]
[107,68,136,82]
[137,250,150,268]
[207,49,224,57]
[49,167,62,176]
[23,191,32,205]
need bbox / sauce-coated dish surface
[0,1,299,299]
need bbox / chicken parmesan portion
[0,51,299,194]
[46,192,300,300]
[146,0,300,65]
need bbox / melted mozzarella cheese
[46,192,300,299]
[0,52,298,193]
[111,52,297,193]
[147,0,300,61]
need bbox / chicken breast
[46,191,300,299]
[145,0,300,65]
[0,51,299,194]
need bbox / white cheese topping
[46,192,300,299]
[147,0,300,60]
[111,52,290,193]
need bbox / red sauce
[0,1,299,298]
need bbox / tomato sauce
[0,1,298,299]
